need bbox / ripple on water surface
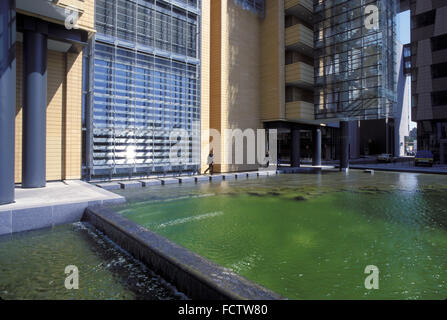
[0,223,185,300]
[115,171,447,300]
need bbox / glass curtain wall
[233,0,265,17]
[84,0,201,180]
[314,0,397,121]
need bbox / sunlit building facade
[84,0,201,180]
[0,0,410,205]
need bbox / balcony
[285,62,314,88]
[285,0,313,25]
[285,101,314,121]
[285,0,313,11]
[285,23,313,56]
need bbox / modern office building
[407,0,447,163]
[84,0,201,180]
[0,0,411,205]
[313,0,398,168]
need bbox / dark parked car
[414,150,434,167]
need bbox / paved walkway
[0,180,125,235]
[96,170,279,190]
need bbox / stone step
[139,179,162,187]
[96,182,121,190]
[177,176,196,183]
[119,181,142,189]
[195,175,211,183]
[160,178,180,185]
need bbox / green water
[0,223,184,300]
[114,171,447,300]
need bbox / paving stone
[96,182,121,190]
[103,198,127,206]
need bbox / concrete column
[0,0,16,205]
[441,139,447,165]
[22,30,47,188]
[340,121,349,170]
[385,119,390,154]
[291,129,300,167]
[312,128,322,166]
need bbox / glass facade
[233,0,265,17]
[84,0,201,180]
[314,0,397,121]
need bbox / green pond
[113,171,447,300]
[0,223,184,300]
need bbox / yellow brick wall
[200,0,211,173]
[260,0,285,121]
[224,0,262,172]
[209,0,223,172]
[46,50,65,181]
[14,43,23,183]
[64,52,83,180]
[207,0,264,173]
[14,44,83,183]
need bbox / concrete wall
[14,43,83,183]
[395,43,411,156]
